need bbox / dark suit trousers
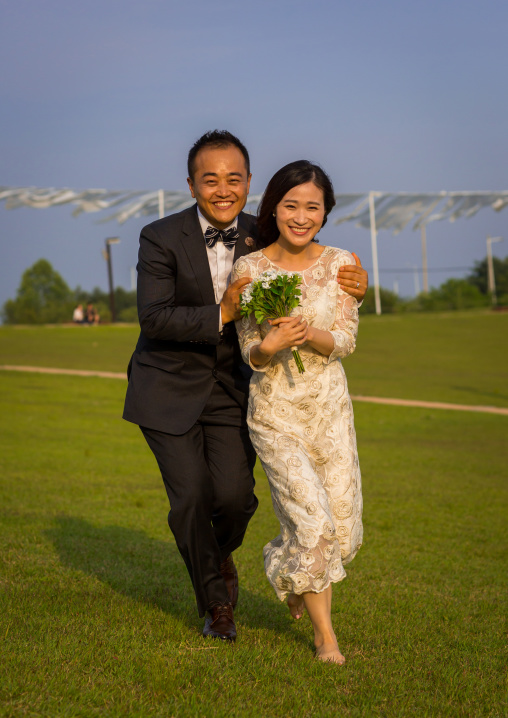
[141,381,258,617]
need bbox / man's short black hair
[187,130,250,179]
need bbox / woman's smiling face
[274,182,326,248]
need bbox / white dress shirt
[197,207,238,331]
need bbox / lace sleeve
[325,252,359,364]
[231,257,272,373]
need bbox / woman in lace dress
[232,161,362,664]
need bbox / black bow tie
[204,225,239,249]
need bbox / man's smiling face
[187,145,251,229]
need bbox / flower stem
[291,348,305,374]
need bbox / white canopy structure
[2,186,507,314]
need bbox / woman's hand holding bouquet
[240,269,307,373]
[261,315,308,357]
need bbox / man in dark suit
[124,130,368,641]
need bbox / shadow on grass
[46,516,303,641]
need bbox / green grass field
[0,314,507,717]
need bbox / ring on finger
[356,281,360,288]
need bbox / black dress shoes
[202,601,236,641]
[220,554,239,608]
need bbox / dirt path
[1,364,507,416]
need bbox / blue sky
[1,0,507,307]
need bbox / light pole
[486,235,503,306]
[103,237,120,322]
[421,225,429,294]
[409,264,420,296]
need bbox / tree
[359,287,401,314]
[2,259,74,324]
[467,255,508,301]
[403,278,488,312]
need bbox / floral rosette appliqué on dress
[232,247,363,600]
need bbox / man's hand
[220,277,252,324]
[338,252,368,301]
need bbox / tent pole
[158,189,164,219]
[421,225,429,293]
[369,192,381,315]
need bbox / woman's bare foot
[315,633,346,664]
[315,643,346,664]
[287,593,305,619]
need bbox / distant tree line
[360,256,508,313]
[2,256,507,324]
[1,259,138,325]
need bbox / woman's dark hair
[187,130,250,179]
[257,160,336,248]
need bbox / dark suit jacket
[123,204,257,435]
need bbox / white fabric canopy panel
[3,186,506,227]
[1,186,507,314]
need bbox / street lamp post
[486,235,503,306]
[103,237,120,322]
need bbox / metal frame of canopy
[332,191,508,314]
[1,186,507,315]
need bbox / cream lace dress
[232,246,363,600]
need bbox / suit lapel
[180,205,216,306]
[234,211,255,262]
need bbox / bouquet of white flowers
[240,269,305,373]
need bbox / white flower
[240,285,253,304]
